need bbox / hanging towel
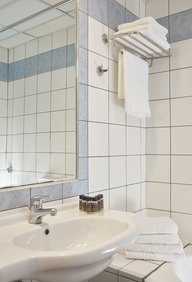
[118,17,168,35]
[135,233,181,245]
[118,49,150,118]
[126,240,183,254]
[139,217,178,235]
[125,250,185,263]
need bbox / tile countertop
[106,244,192,282]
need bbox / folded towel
[127,240,183,254]
[118,50,150,118]
[174,256,192,282]
[118,17,168,35]
[125,250,185,263]
[135,234,181,245]
[115,28,170,55]
[139,217,178,235]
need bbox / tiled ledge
[89,244,192,282]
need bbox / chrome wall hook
[96,65,108,76]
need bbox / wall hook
[96,65,108,76]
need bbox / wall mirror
[0,0,77,188]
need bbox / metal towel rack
[102,31,171,66]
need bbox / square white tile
[88,51,108,90]
[37,92,51,113]
[51,132,65,153]
[127,156,141,185]
[110,186,127,211]
[38,72,51,93]
[52,68,66,90]
[88,122,108,157]
[88,87,108,123]
[171,39,192,70]
[172,156,192,184]
[37,112,50,133]
[127,126,141,155]
[37,133,50,152]
[25,95,37,114]
[88,157,109,192]
[88,16,108,58]
[145,0,168,19]
[109,124,125,156]
[171,67,192,98]
[172,184,192,214]
[149,72,169,101]
[51,153,66,174]
[147,182,170,211]
[109,60,118,93]
[24,114,36,134]
[171,97,192,126]
[109,156,126,188]
[127,184,141,212]
[51,89,66,111]
[147,155,170,182]
[147,127,170,155]
[109,92,125,125]
[51,111,65,132]
[25,75,37,96]
[171,126,192,155]
[147,100,170,128]
[170,0,192,15]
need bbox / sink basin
[0,204,137,282]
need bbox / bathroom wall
[79,0,146,213]
[0,0,147,215]
[146,0,192,241]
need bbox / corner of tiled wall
[146,0,192,241]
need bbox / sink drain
[45,229,50,235]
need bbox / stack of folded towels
[124,217,185,262]
[115,16,170,54]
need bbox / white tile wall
[146,0,192,242]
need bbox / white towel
[174,256,192,282]
[125,250,185,263]
[114,27,170,55]
[135,234,181,245]
[118,17,168,35]
[139,217,178,235]
[127,240,183,254]
[118,50,150,118]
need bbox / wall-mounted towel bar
[102,31,171,66]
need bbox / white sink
[0,204,137,282]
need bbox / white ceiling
[0,0,75,48]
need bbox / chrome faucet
[29,196,57,224]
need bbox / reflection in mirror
[0,0,77,188]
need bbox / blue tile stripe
[0,62,8,81]
[88,0,138,31]
[4,43,75,82]
[157,9,192,43]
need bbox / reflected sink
[0,205,137,282]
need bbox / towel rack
[102,31,171,66]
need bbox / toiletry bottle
[98,194,104,211]
[82,195,87,212]
[79,195,83,211]
[91,197,98,213]
[86,197,92,213]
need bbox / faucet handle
[31,195,50,208]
